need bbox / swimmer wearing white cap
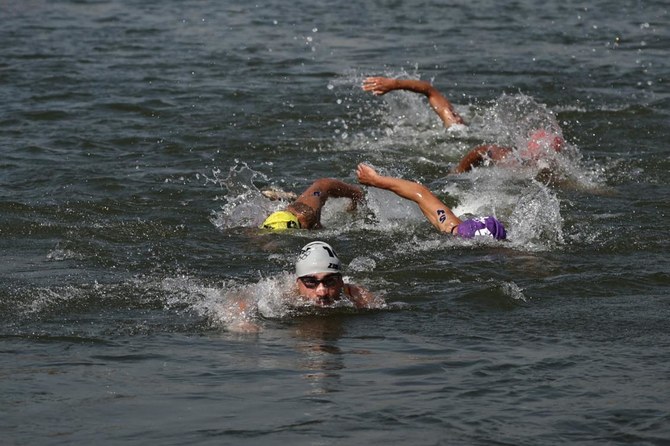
[295,241,381,308]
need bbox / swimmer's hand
[362,77,396,96]
[347,186,366,211]
[261,188,297,201]
[356,163,382,187]
[224,298,261,333]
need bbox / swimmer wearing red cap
[452,128,564,173]
[362,76,564,173]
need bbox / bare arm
[343,283,383,309]
[356,163,461,233]
[288,178,364,229]
[452,145,513,173]
[297,178,364,204]
[223,296,261,333]
[362,76,464,128]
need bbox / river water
[1,0,669,445]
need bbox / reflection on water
[291,317,346,395]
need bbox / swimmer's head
[457,216,507,241]
[261,210,300,230]
[295,241,341,277]
[522,129,565,159]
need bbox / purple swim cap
[457,216,507,240]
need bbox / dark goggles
[299,274,341,289]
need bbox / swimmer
[362,76,564,173]
[261,178,364,230]
[295,241,380,308]
[226,240,381,334]
[356,163,506,240]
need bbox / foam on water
[161,273,295,332]
[443,169,566,251]
[207,161,277,230]
[508,182,566,251]
[468,93,563,145]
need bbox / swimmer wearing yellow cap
[261,210,301,230]
[260,178,364,231]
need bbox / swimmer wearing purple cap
[356,163,506,241]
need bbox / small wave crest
[1,271,387,335]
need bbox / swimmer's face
[297,273,344,306]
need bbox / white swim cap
[295,241,341,277]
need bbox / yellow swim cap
[261,210,301,230]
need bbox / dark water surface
[2,1,669,445]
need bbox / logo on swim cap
[261,210,300,230]
[295,241,341,277]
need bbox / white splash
[160,271,386,333]
[207,161,282,230]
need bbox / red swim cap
[527,129,564,153]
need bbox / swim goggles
[298,274,342,289]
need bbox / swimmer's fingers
[361,77,378,92]
[362,77,393,95]
[261,188,297,201]
[356,163,379,186]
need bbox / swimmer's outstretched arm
[362,76,464,128]
[356,163,461,233]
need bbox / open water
[1,0,669,445]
